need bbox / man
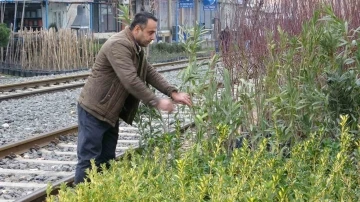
[75,12,192,184]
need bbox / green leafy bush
[0,23,10,47]
[327,70,360,131]
[48,117,359,201]
[150,42,186,54]
[260,6,360,146]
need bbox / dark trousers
[74,104,119,184]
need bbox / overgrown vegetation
[147,43,187,63]
[48,117,359,201]
[0,23,10,47]
[46,3,359,201]
[150,42,185,54]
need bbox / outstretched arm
[146,61,192,107]
[146,62,178,97]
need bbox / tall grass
[5,28,96,72]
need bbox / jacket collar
[124,26,142,55]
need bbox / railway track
[0,57,209,101]
[0,106,195,202]
[0,57,222,201]
[0,83,227,201]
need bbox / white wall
[41,3,90,29]
[45,3,67,28]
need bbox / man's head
[130,12,157,47]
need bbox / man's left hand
[171,92,192,107]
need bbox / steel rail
[0,57,210,101]
[0,75,89,93]
[13,121,195,202]
[0,57,208,93]
[0,125,78,159]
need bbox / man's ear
[133,25,140,33]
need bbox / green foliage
[147,48,188,63]
[326,70,360,131]
[48,119,359,201]
[147,42,209,63]
[0,23,10,47]
[134,102,164,151]
[179,24,208,62]
[150,42,186,54]
[117,4,131,25]
[260,6,360,148]
[46,6,360,201]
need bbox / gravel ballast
[0,63,222,202]
[0,70,90,86]
[0,131,140,201]
[0,70,185,146]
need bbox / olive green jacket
[78,27,177,127]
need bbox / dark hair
[129,12,158,30]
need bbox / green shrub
[0,23,10,47]
[261,6,360,147]
[327,70,360,131]
[150,42,186,54]
[48,117,359,201]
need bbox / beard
[135,33,151,47]
[137,40,150,47]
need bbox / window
[99,4,116,32]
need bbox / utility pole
[194,0,198,26]
[13,2,18,32]
[175,0,179,42]
[168,0,172,42]
[20,0,25,30]
[0,2,5,23]
[45,0,49,29]
[0,2,5,62]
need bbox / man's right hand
[157,98,175,113]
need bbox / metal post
[168,0,172,42]
[199,1,202,27]
[45,0,49,29]
[175,0,179,42]
[13,1,18,32]
[194,0,198,26]
[89,3,93,30]
[20,0,25,30]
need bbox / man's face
[134,19,157,47]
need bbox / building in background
[0,0,94,31]
[0,0,248,42]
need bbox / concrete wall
[46,3,67,28]
[43,3,90,29]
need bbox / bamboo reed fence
[2,28,97,76]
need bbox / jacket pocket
[99,81,116,105]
